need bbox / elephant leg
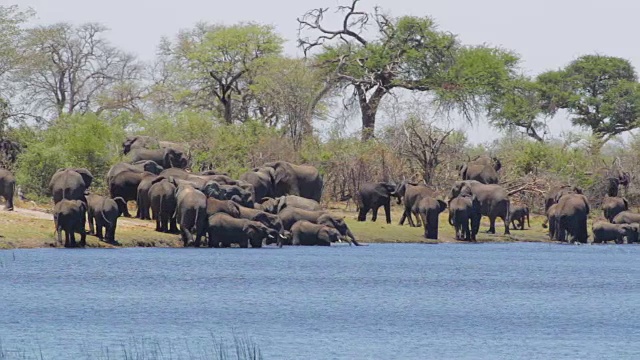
[357,206,368,222]
[487,216,496,234]
[384,202,391,224]
[57,226,63,246]
[70,232,77,248]
[407,209,417,227]
[502,215,510,235]
[398,210,408,226]
[239,239,249,248]
[96,223,104,240]
[155,217,161,232]
[78,229,86,247]
[64,230,71,248]
[426,213,438,240]
[371,206,379,222]
[88,214,95,235]
[169,218,179,234]
[413,210,423,227]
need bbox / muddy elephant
[554,193,590,243]
[174,180,207,247]
[122,135,160,155]
[49,168,93,204]
[449,180,510,235]
[130,148,188,169]
[207,212,271,248]
[86,194,127,244]
[602,196,628,223]
[356,182,401,224]
[509,204,530,230]
[0,168,15,210]
[592,221,638,244]
[397,182,435,227]
[240,167,275,201]
[458,155,501,184]
[277,207,361,246]
[106,161,163,186]
[259,195,321,214]
[53,199,87,248]
[448,194,480,241]
[291,220,342,246]
[149,179,178,233]
[417,197,447,240]
[109,171,157,217]
[262,161,323,202]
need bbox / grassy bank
[0,200,553,249]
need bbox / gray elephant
[240,167,275,201]
[291,220,342,246]
[259,195,321,214]
[448,194,480,241]
[149,179,178,233]
[236,205,285,245]
[554,193,590,243]
[612,211,640,225]
[602,196,628,223]
[173,180,207,247]
[53,199,87,248]
[202,181,254,208]
[262,161,323,202]
[0,168,15,210]
[592,221,639,244]
[109,171,158,217]
[545,185,582,213]
[106,160,163,186]
[136,174,162,220]
[545,203,559,241]
[277,207,361,246]
[449,180,510,235]
[49,168,94,204]
[356,182,401,224]
[458,155,501,184]
[130,148,188,169]
[122,135,160,155]
[206,197,241,218]
[417,197,447,240]
[397,182,435,227]
[207,212,271,248]
[86,194,127,244]
[509,204,530,230]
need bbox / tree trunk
[356,86,386,141]
[222,97,232,124]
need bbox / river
[0,243,639,359]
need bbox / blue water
[0,243,640,359]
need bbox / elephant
[202,181,254,208]
[545,203,559,241]
[130,148,188,169]
[417,197,447,240]
[49,168,93,204]
[106,160,163,186]
[259,195,321,214]
[612,211,640,225]
[448,194,480,241]
[109,171,157,217]
[277,207,361,246]
[173,180,207,247]
[236,205,285,245]
[122,135,160,155]
[509,204,530,230]
[207,212,272,248]
[149,179,178,233]
[86,194,127,244]
[602,195,628,223]
[206,197,241,218]
[554,193,590,243]
[592,221,639,244]
[262,161,323,202]
[53,199,87,248]
[545,185,583,213]
[356,182,401,224]
[240,167,275,201]
[397,182,435,227]
[291,220,342,246]
[449,180,510,235]
[0,168,15,210]
[458,155,501,184]
[0,139,22,164]
[136,174,161,220]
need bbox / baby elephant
[509,204,530,230]
[448,195,479,241]
[53,199,87,248]
[291,220,342,246]
[592,221,639,244]
[207,212,272,248]
[86,194,127,244]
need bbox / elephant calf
[592,221,639,244]
[291,220,342,246]
[602,196,629,223]
[86,194,127,244]
[448,195,480,242]
[207,212,272,248]
[509,204,530,230]
[417,197,447,240]
[356,182,400,224]
[53,199,87,248]
[149,179,178,233]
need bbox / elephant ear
[623,198,629,210]
[73,168,94,189]
[114,197,128,215]
[437,199,447,212]
[150,176,165,185]
[459,164,468,180]
[276,197,287,213]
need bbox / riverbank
[0,200,551,249]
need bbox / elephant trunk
[346,229,365,246]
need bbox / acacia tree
[298,0,519,140]
[13,23,140,121]
[539,54,640,149]
[158,22,283,124]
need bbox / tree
[298,0,519,140]
[13,22,141,121]
[539,54,640,148]
[157,22,283,124]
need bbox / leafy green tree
[539,54,640,148]
[298,0,519,140]
[157,22,283,124]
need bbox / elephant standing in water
[417,197,447,240]
[449,180,510,235]
[448,194,480,241]
[49,168,93,204]
[0,169,15,210]
[592,222,639,244]
[207,212,271,248]
[291,220,342,246]
[54,199,87,248]
[277,208,362,246]
[356,182,401,224]
[554,193,590,243]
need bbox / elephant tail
[448,210,454,226]
[100,197,113,227]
